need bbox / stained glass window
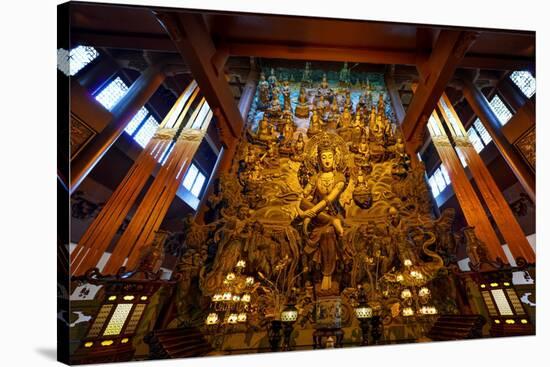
[182,163,207,198]
[510,71,536,98]
[125,107,149,135]
[489,95,513,126]
[133,116,159,148]
[467,127,485,153]
[94,77,129,111]
[474,118,492,145]
[57,46,99,76]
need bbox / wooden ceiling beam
[221,41,532,71]
[224,42,418,65]
[71,29,177,52]
[155,12,244,141]
[401,30,479,149]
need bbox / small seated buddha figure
[316,95,329,120]
[353,133,371,167]
[338,106,352,129]
[295,86,310,119]
[279,116,296,153]
[290,133,306,162]
[263,140,280,168]
[256,115,278,143]
[352,168,373,209]
[307,109,324,138]
[266,90,282,119]
[325,98,341,129]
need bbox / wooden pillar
[70,82,199,275]
[437,93,535,263]
[461,78,535,201]
[427,112,506,262]
[71,64,167,194]
[103,99,214,274]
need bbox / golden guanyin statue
[295,86,310,118]
[299,133,347,292]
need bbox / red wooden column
[462,78,535,201]
[103,99,214,273]
[436,94,535,263]
[426,112,507,262]
[71,64,167,193]
[70,82,199,275]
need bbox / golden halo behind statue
[303,132,349,172]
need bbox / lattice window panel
[440,98,464,137]
[510,71,536,98]
[87,304,113,338]
[474,118,493,145]
[467,127,485,153]
[103,303,133,336]
[489,95,513,126]
[125,107,149,135]
[439,165,451,185]
[456,148,468,168]
[124,304,147,334]
[428,176,440,197]
[95,77,129,111]
[57,46,99,76]
[505,288,526,315]
[428,115,443,136]
[434,168,447,193]
[134,116,159,148]
[482,291,498,316]
[491,289,514,316]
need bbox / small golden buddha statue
[307,109,323,137]
[338,106,352,129]
[256,116,277,143]
[295,86,310,119]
